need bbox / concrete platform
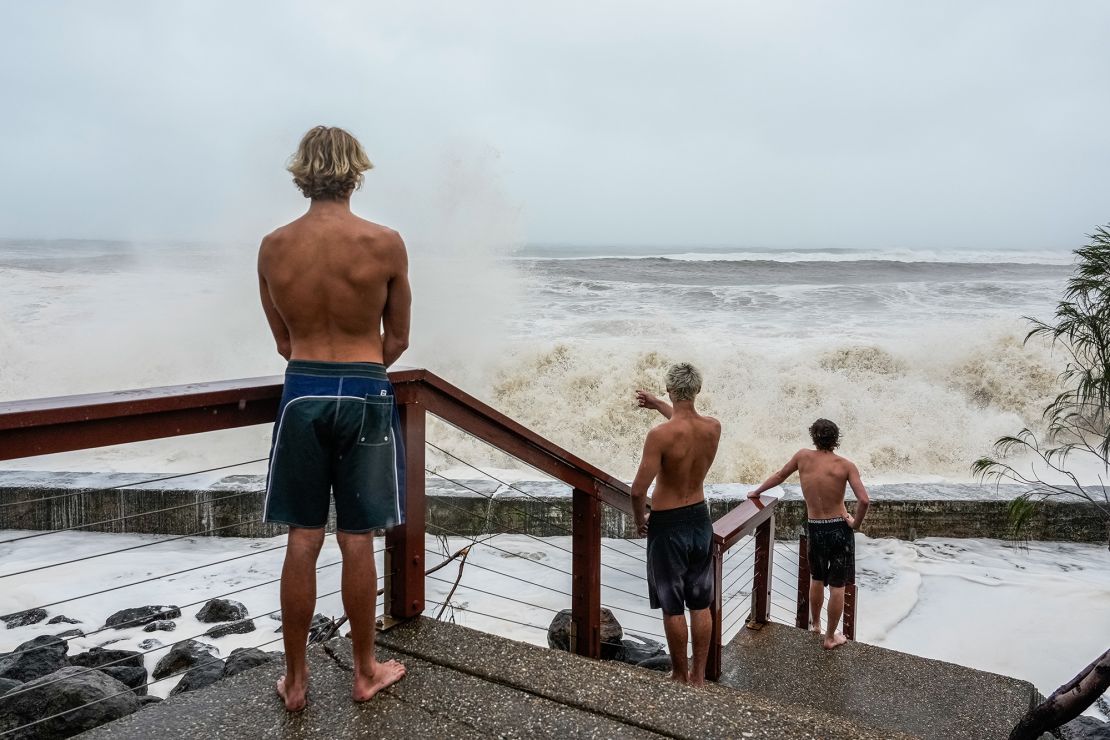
[719,622,1039,740]
[85,617,910,740]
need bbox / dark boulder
[0,666,140,739]
[195,599,248,623]
[547,608,624,660]
[46,615,80,626]
[152,640,217,680]
[223,647,278,678]
[614,633,667,665]
[0,678,20,697]
[142,620,176,633]
[273,613,333,642]
[205,619,255,639]
[168,659,224,696]
[137,639,162,651]
[138,694,162,707]
[0,609,47,629]
[104,605,181,630]
[99,666,148,697]
[1063,716,1110,739]
[69,647,144,671]
[0,636,68,682]
[636,655,673,673]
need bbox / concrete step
[85,616,913,739]
[720,622,1039,740]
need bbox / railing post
[386,401,425,620]
[707,541,724,681]
[795,534,810,629]
[571,487,601,658]
[748,515,775,628]
[843,581,857,640]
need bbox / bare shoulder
[355,220,407,262]
[257,225,292,269]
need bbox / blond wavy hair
[287,126,373,200]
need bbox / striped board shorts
[264,360,405,533]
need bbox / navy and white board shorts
[264,360,405,533]
[646,501,714,616]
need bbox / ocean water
[0,239,1073,482]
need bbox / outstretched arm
[846,463,870,529]
[631,431,662,537]
[635,390,673,419]
[747,452,800,500]
[381,233,412,367]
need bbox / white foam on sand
[1,529,1107,716]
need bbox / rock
[636,655,673,673]
[142,620,176,633]
[205,619,255,639]
[0,609,47,629]
[69,647,144,671]
[547,608,624,660]
[222,647,278,678]
[0,678,21,697]
[1063,716,1110,740]
[614,633,667,665]
[138,695,162,707]
[104,605,181,630]
[137,639,162,651]
[46,615,80,626]
[195,599,248,623]
[0,666,140,738]
[152,640,218,680]
[100,666,148,696]
[168,659,224,696]
[0,635,68,682]
[273,613,333,642]
[54,629,84,639]
[97,638,126,647]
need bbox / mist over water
[0,238,1071,482]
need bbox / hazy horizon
[2,1,1109,252]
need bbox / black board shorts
[263,360,405,533]
[807,517,855,587]
[646,501,714,616]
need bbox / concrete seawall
[0,471,1105,543]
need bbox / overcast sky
[1,1,1107,251]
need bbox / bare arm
[846,463,869,530]
[257,254,291,360]
[381,235,411,367]
[631,430,663,537]
[635,390,673,419]
[747,452,800,499]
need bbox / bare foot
[810,623,822,636]
[823,632,848,650]
[276,674,308,712]
[689,675,706,688]
[352,659,407,702]
[668,670,689,685]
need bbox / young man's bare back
[259,127,410,712]
[633,364,721,686]
[748,419,869,650]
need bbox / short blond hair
[287,126,373,200]
[665,363,702,401]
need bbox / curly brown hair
[809,418,840,451]
[287,126,373,200]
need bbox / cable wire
[0,458,269,511]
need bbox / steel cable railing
[426,440,648,556]
[0,458,268,511]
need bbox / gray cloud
[1,0,1107,250]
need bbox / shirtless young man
[747,419,869,650]
[633,363,722,687]
[258,126,410,711]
